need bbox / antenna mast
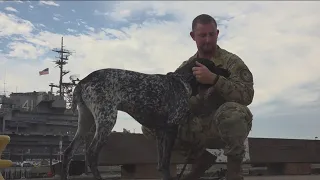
[50,37,78,108]
[3,69,7,96]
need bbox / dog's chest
[120,87,171,127]
[119,76,186,128]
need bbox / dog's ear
[174,59,196,74]
[215,68,231,78]
[194,58,231,78]
[193,58,216,73]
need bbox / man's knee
[214,102,253,158]
[215,102,252,134]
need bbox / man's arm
[176,61,187,71]
[213,54,254,106]
[175,53,198,71]
[175,59,191,71]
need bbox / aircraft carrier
[0,37,83,166]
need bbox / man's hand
[192,61,217,85]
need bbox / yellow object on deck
[0,135,13,180]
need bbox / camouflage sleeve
[176,54,197,71]
[213,55,254,106]
[175,60,189,71]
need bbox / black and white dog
[60,58,230,180]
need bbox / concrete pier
[24,174,320,180]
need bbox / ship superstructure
[0,37,82,164]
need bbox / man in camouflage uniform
[142,14,254,180]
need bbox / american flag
[39,68,49,76]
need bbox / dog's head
[174,57,230,96]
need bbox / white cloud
[6,41,46,60]
[3,0,23,3]
[4,7,18,13]
[0,12,34,37]
[0,53,8,66]
[53,17,59,21]
[39,0,59,7]
[36,23,46,28]
[67,28,77,33]
[85,25,94,32]
[1,1,320,137]
[279,86,319,106]
[53,13,62,18]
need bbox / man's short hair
[192,14,217,31]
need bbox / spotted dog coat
[60,58,230,180]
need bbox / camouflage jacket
[177,45,254,115]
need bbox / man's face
[190,23,219,54]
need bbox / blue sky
[0,1,319,139]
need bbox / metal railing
[1,166,51,179]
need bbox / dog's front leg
[156,125,179,180]
[156,130,164,172]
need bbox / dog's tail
[71,83,83,115]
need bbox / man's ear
[190,31,195,41]
[216,29,220,37]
